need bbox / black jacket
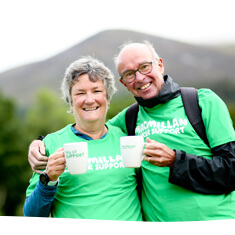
[136,75,235,194]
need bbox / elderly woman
[23,57,142,221]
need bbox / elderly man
[28,41,235,221]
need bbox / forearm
[23,181,57,217]
[169,141,235,194]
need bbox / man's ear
[157,58,164,74]
[119,78,127,87]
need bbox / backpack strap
[180,87,210,147]
[125,102,142,200]
[125,102,139,136]
[125,88,210,147]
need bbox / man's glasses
[120,58,157,83]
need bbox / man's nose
[135,71,145,82]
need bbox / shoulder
[198,88,225,106]
[198,88,229,118]
[198,88,220,99]
[106,107,129,133]
[107,124,127,137]
[43,124,75,155]
[44,124,73,141]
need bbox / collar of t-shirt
[71,125,107,140]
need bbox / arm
[169,90,235,194]
[143,138,235,194]
[24,148,66,216]
[169,141,235,194]
[143,90,235,194]
[106,107,129,133]
[23,181,57,217]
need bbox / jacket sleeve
[23,181,57,217]
[169,141,235,194]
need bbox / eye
[75,92,85,96]
[124,71,134,78]
[139,63,150,72]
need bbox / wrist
[174,149,186,161]
[39,172,58,186]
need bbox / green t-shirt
[26,124,142,221]
[107,89,235,221]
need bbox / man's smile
[138,82,151,90]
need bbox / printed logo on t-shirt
[135,118,188,137]
[87,155,124,171]
[64,154,124,173]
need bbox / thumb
[56,147,64,153]
[146,137,153,143]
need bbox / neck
[74,122,108,140]
[135,75,180,108]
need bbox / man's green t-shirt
[107,89,235,221]
[26,124,142,221]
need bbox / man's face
[117,44,165,100]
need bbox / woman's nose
[84,93,95,104]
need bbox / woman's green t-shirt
[26,124,142,221]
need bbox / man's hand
[28,140,48,174]
[143,137,176,167]
[45,148,66,181]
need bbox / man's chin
[135,88,157,100]
[137,92,156,100]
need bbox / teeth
[139,83,151,90]
[84,107,98,111]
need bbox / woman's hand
[45,148,66,181]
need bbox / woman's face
[70,73,109,126]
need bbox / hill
[0,29,235,106]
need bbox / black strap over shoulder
[125,102,139,136]
[125,87,210,147]
[180,87,210,147]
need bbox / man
[28,41,235,221]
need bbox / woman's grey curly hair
[61,56,117,106]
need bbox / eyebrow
[72,86,103,92]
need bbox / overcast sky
[0,0,235,73]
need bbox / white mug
[64,142,88,174]
[120,136,145,168]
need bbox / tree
[0,92,29,215]
[24,88,74,140]
[0,88,75,216]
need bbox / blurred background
[0,0,235,216]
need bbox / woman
[23,56,142,221]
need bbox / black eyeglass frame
[120,58,158,83]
